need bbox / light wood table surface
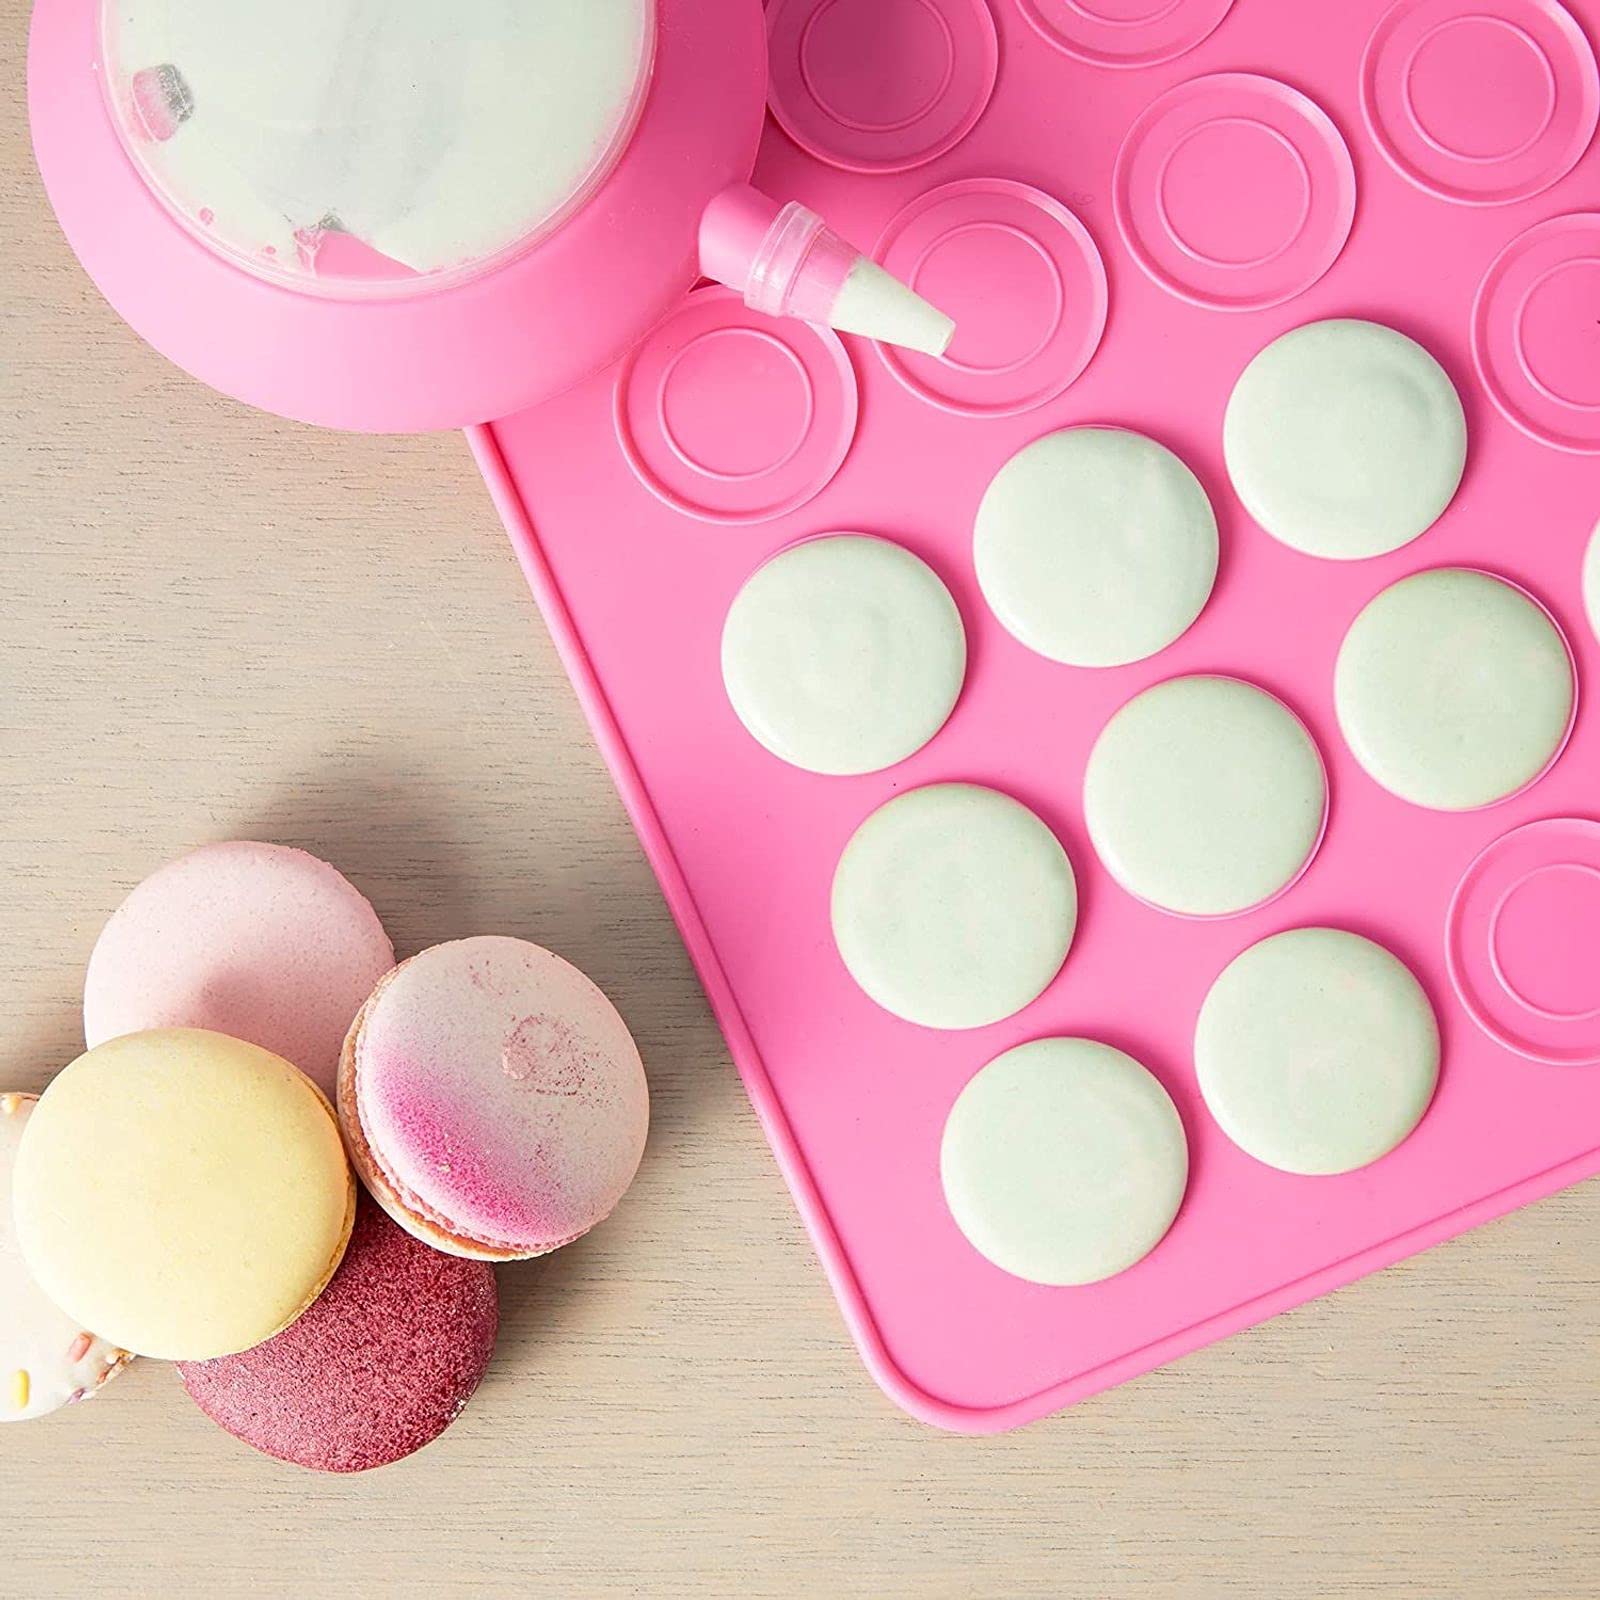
[4,12,1599,1596]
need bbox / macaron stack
[2,841,649,1472]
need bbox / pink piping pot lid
[472,0,1600,1431]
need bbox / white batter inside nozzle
[700,184,956,357]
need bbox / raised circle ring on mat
[1448,818,1600,1065]
[1472,212,1600,455]
[873,178,1109,416]
[1113,73,1357,312]
[1361,0,1599,206]
[1014,0,1236,69]
[614,287,858,525]
[766,0,999,173]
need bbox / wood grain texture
[2,9,1598,1596]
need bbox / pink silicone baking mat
[470,0,1600,1431]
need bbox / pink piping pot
[28,0,896,433]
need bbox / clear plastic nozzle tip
[700,185,954,358]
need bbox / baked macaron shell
[13,1030,354,1361]
[178,1193,498,1473]
[84,841,395,1095]
[340,936,648,1260]
[1,1094,130,1421]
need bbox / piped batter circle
[1334,567,1575,811]
[1224,318,1467,559]
[974,427,1218,666]
[1113,74,1356,312]
[1083,675,1328,918]
[1472,213,1600,454]
[1015,0,1235,69]
[1361,0,1598,206]
[1448,818,1600,1063]
[767,0,999,173]
[1195,928,1440,1176]
[940,1038,1188,1286]
[831,783,1077,1029]
[721,535,967,775]
[873,178,1109,416]
[615,287,857,524]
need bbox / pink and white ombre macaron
[338,937,648,1261]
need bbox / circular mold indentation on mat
[1448,818,1600,1063]
[974,427,1218,666]
[1334,568,1576,812]
[1361,0,1598,206]
[831,783,1078,1030]
[1082,675,1329,919]
[1015,0,1236,69]
[615,287,858,524]
[721,534,967,775]
[1472,212,1600,454]
[1195,928,1440,1176]
[1113,73,1356,312]
[941,1038,1188,1286]
[1224,318,1467,559]
[766,0,999,173]
[873,178,1108,416]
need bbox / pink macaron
[178,1193,497,1473]
[339,935,649,1260]
[84,841,395,1095]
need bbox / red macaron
[177,1194,498,1472]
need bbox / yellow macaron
[13,1029,354,1361]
